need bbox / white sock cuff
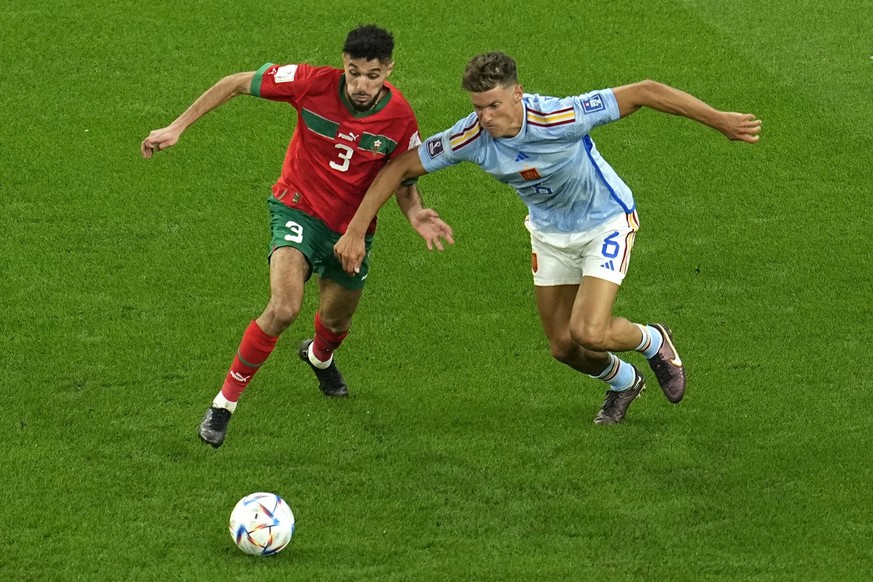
[308,347,333,370]
[212,392,238,413]
[634,323,650,352]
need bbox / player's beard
[348,90,380,112]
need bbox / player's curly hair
[343,25,394,63]
[462,52,518,92]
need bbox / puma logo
[230,371,251,383]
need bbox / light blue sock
[635,324,664,359]
[590,354,636,391]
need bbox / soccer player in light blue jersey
[335,52,761,425]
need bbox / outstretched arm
[612,80,761,143]
[141,71,255,158]
[395,184,455,251]
[334,148,430,275]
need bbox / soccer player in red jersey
[141,25,454,448]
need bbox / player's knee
[263,298,302,331]
[548,337,577,364]
[317,312,352,332]
[570,323,608,352]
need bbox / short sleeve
[418,131,457,173]
[397,129,422,186]
[570,88,620,132]
[418,113,480,173]
[251,63,314,102]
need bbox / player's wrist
[405,206,424,221]
[344,221,369,238]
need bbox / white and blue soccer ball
[228,492,295,556]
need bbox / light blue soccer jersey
[419,89,634,233]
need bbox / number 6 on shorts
[601,231,620,258]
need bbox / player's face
[470,84,524,138]
[343,55,394,111]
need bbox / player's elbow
[221,72,254,96]
[635,79,667,102]
[386,155,425,183]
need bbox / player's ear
[385,61,395,77]
[514,84,524,102]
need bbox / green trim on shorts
[267,196,374,290]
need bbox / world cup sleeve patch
[426,138,444,159]
[274,64,299,83]
[581,93,605,114]
[408,131,422,150]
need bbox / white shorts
[526,211,640,286]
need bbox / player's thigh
[527,223,584,287]
[317,235,374,291]
[268,198,320,271]
[570,275,620,337]
[267,246,309,305]
[317,278,363,330]
[534,284,579,343]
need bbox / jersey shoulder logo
[408,131,422,150]
[426,138,444,158]
[581,93,605,114]
[274,64,299,83]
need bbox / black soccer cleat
[298,339,349,397]
[594,366,646,425]
[198,406,232,448]
[646,323,686,403]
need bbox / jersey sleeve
[418,113,480,173]
[569,88,621,134]
[250,63,315,103]
[390,125,422,160]
[395,128,422,186]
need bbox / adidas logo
[600,260,615,271]
[515,152,529,162]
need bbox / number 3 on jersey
[330,144,354,172]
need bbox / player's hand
[718,112,762,143]
[334,233,367,276]
[141,126,182,158]
[410,208,455,251]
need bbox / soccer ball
[228,492,295,556]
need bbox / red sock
[220,320,279,402]
[312,311,348,362]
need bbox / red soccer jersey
[252,63,421,234]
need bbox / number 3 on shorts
[284,221,304,243]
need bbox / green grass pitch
[2,0,872,579]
